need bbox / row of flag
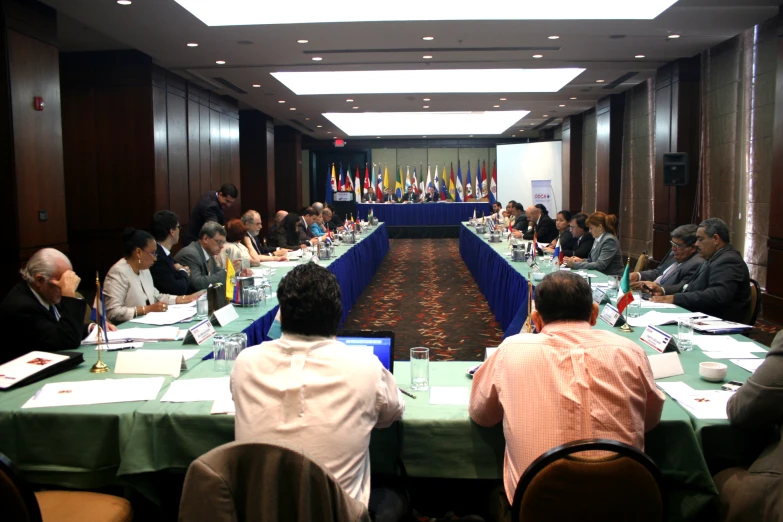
[325,161,498,204]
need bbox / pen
[398,387,417,399]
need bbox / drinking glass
[606,277,619,299]
[628,292,642,318]
[410,347,430,391]
[230,332,247,355]
[224,339,240,372]
[678,318,694,351]
[213,335,227,372]
[196,295,208,320]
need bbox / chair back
[634,252,648,273]
[511,438,664,522]
[0,452,43,522]
[747,278,761,326]
[178,441,370,522]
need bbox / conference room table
[358,201,492,226]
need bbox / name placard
[115,350,186,378]
[211,304,239,327]
[639,325,679,353]
[599,303,621,327]
[647,352,685,379]
[592,287,607,305]
[183,318,216,345]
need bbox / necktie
[656,263,678,285]
[49,305,60,322]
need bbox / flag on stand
[473,208,477,220]
[91,273,109,344]
[383,166,390,197]
[487,217,495,232]
[449,163,456,201]
[405,166,412,190]
[354,165,361,202]
[465,161,474,200]
[225,253,235,300]
[531,233,537,262]
[426,165,433,190]
[326,163,336,204]
[616,259,635,315]
[489,161,497,204]
[338,163,345,191]
[412,167,419,195]
[481,161,489,200]
[476,160,484,200]
[395,165,403,199]
[376,165,384,200]
[552,237,560,260]
[440,165,448,200]
[419,164,425,193]
[455,161,464,202]
[344,165,354,193]
[434,165,440,193]
[363,164,370,197]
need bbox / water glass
[678,318,694,351]
[196,295,208,320]
[606,276,619,299]
[224,339,240,372]
[230,332,247,353]
[410,347,430,391]
[628,292,642,318]
[213,335,227,372]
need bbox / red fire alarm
[33,97,45,111]
[334,139,345,147]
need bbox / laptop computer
[336,329,394,372]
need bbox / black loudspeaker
[663,153,689,186]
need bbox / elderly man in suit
[0,249,96,363]
[175,222,249,292]
[149,210,191,296]
[631,224,703,289]
[183,183,238,247]
[647,217,751,323]
[523,204,557,244]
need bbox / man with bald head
[0,249,91,363]
[522,204,557,244]
[266,210,288,248]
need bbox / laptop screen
[336,330,394,372]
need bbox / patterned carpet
[343,238,505,361]
[748,318,781,347]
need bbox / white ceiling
[45,0,780,139]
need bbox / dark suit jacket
[184,192,224,247]
[645,252,703,287]
[556,230,575,253]
[639,249,675,281]
[149,243,190,296]
[298,218,314,244]
[524,214,557,244]
[423,191,439,202]
[667,244,751,323]
[266,225,279,248]
[246,232,275,256]
[512,215,529,232]
[0,283,88,364]
[174,241,225,292]
[399,191,418,202]
[362,192,377,202]
[721,331,783,521]
[563,232,594,258]
[381,193,397,203]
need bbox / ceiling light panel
[322,110,530,136]
[271,68,585,95]
[174,0,678,25]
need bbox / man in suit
[399,185,418,203]
[423,186,439,202]
[510,203,529,237]
[562,212,594,258]
[631,224,703,288]
[523,205,557,244]
[293,207,320,248]
[266,210,287,248]
[382,188,396,203]
[0,249,93,364]
[183,183,238,247]
[175,222,232,292]
[362,190,378,202]
[649,218,751,323]
[325,204,345,228]
[149,210,191,296]
[241,210,288,257]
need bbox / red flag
[363,164,370,194]
[481,161,488,199]
[345,166,354,192]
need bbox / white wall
[496,142,563,215]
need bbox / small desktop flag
[531,233,537,261]
[91,273,109,344]
[225,253,235,300]
[616,259,635,315]
[552,237,560,260]
[487,217,495,232]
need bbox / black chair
[748,278,762,326]
[511,438,664,522]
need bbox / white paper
[261,261,299,267]
[22,377,164,408]
[136,349,199,361]
[428,386,471,406]
[731,358,764,373]
[211,396,236,415]
[627,311,707,328]
[115,351,185,377]
[95,342,143,351]
[698,340,766,353]
[129,308,196,325]
[83,326,184,343]
[703,349,759,360]
[0,351,71,389]
[647,352,684,379]
[166,302,197,310]
[160,376,231,402]
[640,302,677,309]
[657,381,733,419]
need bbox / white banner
[531,179,556,215]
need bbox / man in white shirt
[231,263,405,511]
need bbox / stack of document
[627,311,705,328]
[657,381,733,419]
[694,336,765,359]
[129,307,196,325]
[82,327,185,344]
[22,377,164,408]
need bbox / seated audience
[382,188,396,203]
[490,201,503,222]
[510,203,529,235]
[523,204,557,244]
[561,212,594,258]
[544,210,574,254]
[266,210,288,248]
[223,219,285,267]
[183,183,237,247]
[423,186,439,202]
[175,222,231,292]
[104,229,203,323]
[149,210,190,296]
[469,271,664,507]
[563,212,624,276]
[363,190,378,202]
[240,210,288,260]
[714,329,783,522]
[310,212,327,237]
[231,263,405,509]
[325,204,345,228]
[312,202,324,214]
[0,249,95,363]
[630,224,703,288]
[400,185,418,202]
[276,213,318,250]
[648,217,751,323]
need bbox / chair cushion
[35,490,133,522]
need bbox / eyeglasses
[144,249,158,258]
[213,238,226,246]
[670,241,692,250]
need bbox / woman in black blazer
[544,210,575,254]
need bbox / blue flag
[325,163,334,203]
[455,161,463,202]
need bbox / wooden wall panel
[275,125,303,212]
[152,85,168,212]
[199,104,211,197]
[187,99,201,215]
[210,109,220,190]
[561,115,582,212]
[595,95,625,217]
[239,110,275,223]
[167,91,188,219]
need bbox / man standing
[183,183,238,247]
[232,263,405,508]
[630,224,703,288]
[562,212,594,258]
[149,210,191,296]
[0,249,91,363]
[470,271,664,507]
[649,218,751,323]
[175,222,231,292]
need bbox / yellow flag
[225,253,235,300]
[383,166,390,194]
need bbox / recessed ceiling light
[215,60,226,64]
[317,125,323,127]
[186,42,199,47]
[346,99,354,102]
[271,68,586,95]
[305,117,310,120]
[499,98,507,101]
[353,106,359,109]
[423,55,433,59]
[322,110,530,136]
[548,35,560,39]
[117,0,131,4]
[252,84,261,87]
[596,79,605,83]
[423,36,434,40]
[635,54,645,58]
[327,131,332,134]
[173,1,679,25]
[279,100,285,103]
[312,57,323,61]
[543,114,548,117]
[570,97,577,99]
[512,134,516,137]
[423,105,430,108]
[297,39,309,43]
[290,107,296,110]
[376,136,381,138]
[520,130,525,132]
[559,104,565,107]
[533,54,543,58]
[423,98,431,102]
[493,105,500,108]
[668,34,680,39]
[423,136,427,138]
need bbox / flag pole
[90,271,110,373]
[619,254,634,333]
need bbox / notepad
[22,377,164,408]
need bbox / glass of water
[196,295,208,320]
[628,292,642,318]
[213,335,227,372]
[678,317,694,351]
[410,347,430,391]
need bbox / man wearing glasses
[561,212,594,258]
[630,224,703,287]
[175,222,248,292]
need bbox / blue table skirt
[242,224,391,345]
[359,202,492,226]
[459,225,529,337]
